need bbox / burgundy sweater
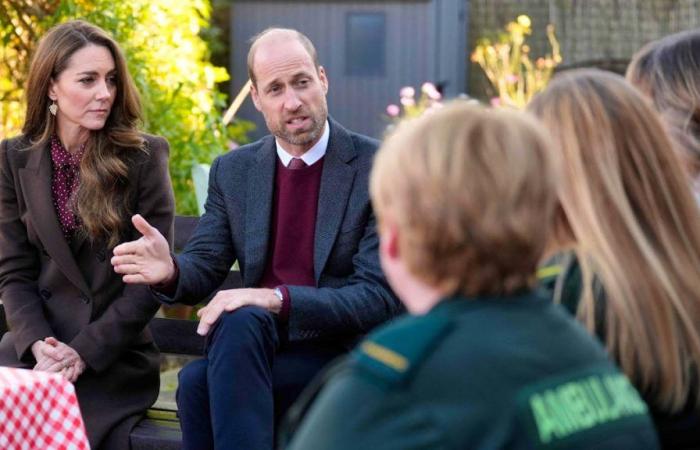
[258,157,325,320]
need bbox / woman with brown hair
[627,29,700,201]
[530,69,700,448]
[0,20,174,449]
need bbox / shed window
[346,13,386,76]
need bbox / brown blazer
[0,134,175,449]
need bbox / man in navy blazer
[112,27,400,449]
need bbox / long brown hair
[529,69,700,413]
[23,20,145,247]
[627,30,700,180]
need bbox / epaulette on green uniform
[537,263,561,291]
[352,313,453,387]
[537,252,584,316]
[537,251,576,296]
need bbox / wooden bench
[0,216,238,450]
[129,317,202,450]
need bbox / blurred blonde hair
[627,30,700,179]
[529,69,700,413]
[371,101,556,298]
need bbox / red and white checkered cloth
[0,367,90,450]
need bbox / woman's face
[48,44,117,134]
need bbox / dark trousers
[176,306,343,450]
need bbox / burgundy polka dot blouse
[50,134,84,239]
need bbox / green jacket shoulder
[352,311,453,387]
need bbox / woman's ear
[48,79,57,101]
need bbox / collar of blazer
[243,117,359,285]
[17,139,92,296]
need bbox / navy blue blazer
[162,119,400,342]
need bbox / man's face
[250,38,329,155]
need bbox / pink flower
[400,86,415,98]
[400,97,415,107]
[386,104,401,117]
[422,82,442,100]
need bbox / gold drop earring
[49,100,58,116]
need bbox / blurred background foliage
[0,0,254,214]
[471,15,561,109]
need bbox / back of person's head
[625,40,659,97]
[528,68,700,413]
[627,30,700,180]
[23,19,142,145]
[370,101,556,299]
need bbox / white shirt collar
[275,120,329,167]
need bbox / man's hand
[112,214,174,285]
[32,338,86,383]
[196,288,281,336]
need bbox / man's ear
[318,66,329,94]
[380,220,400,262]
[250,82,262,112]
[386,222,400,259]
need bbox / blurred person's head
[529,69,700,413]
[625,40,659,97]
[247,28,328,156]
[370,101,556,314]
[627,30,700,186]
[22,20,146,247]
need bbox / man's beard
[272,104,327,147]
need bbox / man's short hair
[370,101,557,297]
[247,28,320,86]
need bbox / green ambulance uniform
[538,252,700,448]
[284,291,660,450]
